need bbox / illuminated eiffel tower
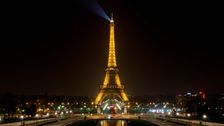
[95,14,129,112]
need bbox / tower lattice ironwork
[95,13,129,105]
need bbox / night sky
[1,1,223,96]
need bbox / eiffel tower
[95,13,129,111]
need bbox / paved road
[44,118,79,126]
[142,117,183,126]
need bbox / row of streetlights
[186,113,207,126]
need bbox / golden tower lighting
[95,13,129,105]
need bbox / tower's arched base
[96,97,129,114]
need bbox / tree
[0,93,17,119]
[24,104,37,117]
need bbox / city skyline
[1,0,223,96]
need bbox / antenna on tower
[111,13,113,20]
[110,13,114,22]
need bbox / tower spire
[111,13,113,22]
[108,12,117,67]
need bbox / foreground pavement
[43,114,182,126]
[13,113,223,126]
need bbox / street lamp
[202,114,207,126]
[187,113,191,117]
[187,113,191,126]
[202,114,207,119]
[20,115,25,125]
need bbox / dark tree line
[185,95,224,122]
[0,93,17,119]
[185,97,208,118]
[0,93,37,119]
